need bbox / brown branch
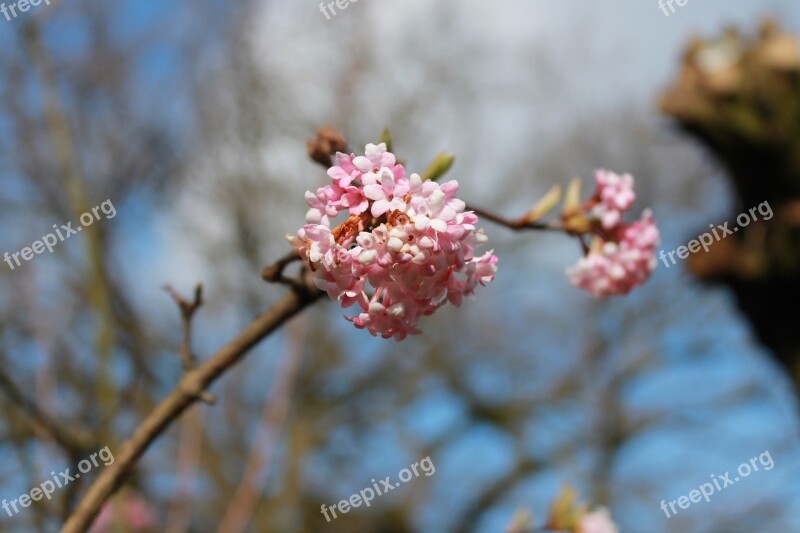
[62,269,323,533]
[467,204,590,254]
[467,204,564,232]
[261,251,303,289]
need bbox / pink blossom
[567,168,658,297]
[363,167,409,217]
[353,142,397,174]
[90,494,157,532]
[327,152,360,187]
[591,169,636,230]
[578,507,619,533]
[289,144,497,340]
[324,143,406,216]
[338,186,370,215]
[567,209,659,298]
[305,186,340,225]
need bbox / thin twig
[165,284,214,404]
[164,284,204,371]
[467,204,564,232]
[467,204,588,254]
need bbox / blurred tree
[661,19,800,391]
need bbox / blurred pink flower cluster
[567,170,659,298]
[289,143,497,340]
[591,169,636,230]
[89,494,157,533]
[578,507,619,533]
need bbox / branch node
[165,283,205,370]
[197,391,216,405]
[262,252,305,292]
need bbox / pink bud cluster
[289,143,497,340]
[567,170,659,298]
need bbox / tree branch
[61,270,323,533]
[466,204,564,232]
[163,284,209,533]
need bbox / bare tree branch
[62,268,323,533]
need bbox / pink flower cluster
[90,494,157,533]
[578,507,619,533]
[289,143,497,340]
[590,169,636,230]
[567,170,659,298]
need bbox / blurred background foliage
[0,1,799,532]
